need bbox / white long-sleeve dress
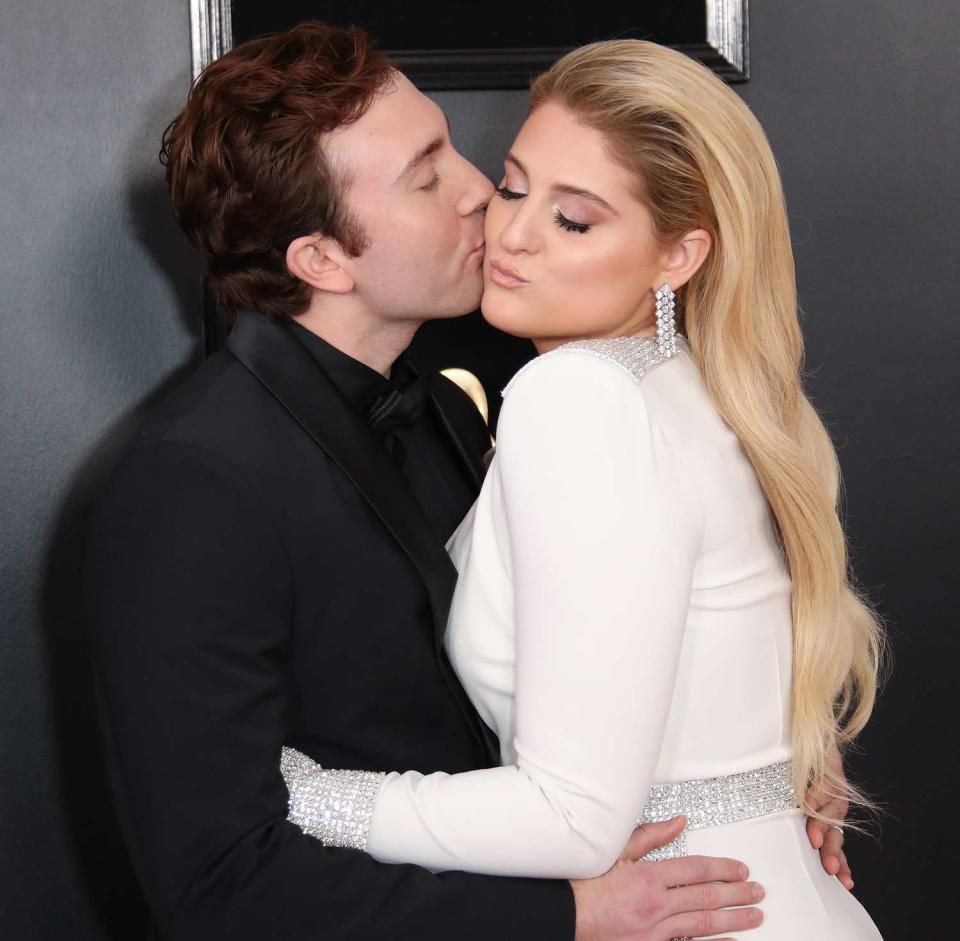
[285,336,881,938]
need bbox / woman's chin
[480,294,535,339]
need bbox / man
[86,21,850,940]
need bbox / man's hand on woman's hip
[571,816,764,941]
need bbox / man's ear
[286,235,354,295]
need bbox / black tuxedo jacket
[86,312,574,940]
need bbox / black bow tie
[366,372,434,437]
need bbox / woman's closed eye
[554,209,591,234]
[496,183,593,234]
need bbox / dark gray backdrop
[2,1,956,936]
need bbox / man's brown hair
[160,21,394,319]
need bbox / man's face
[325,73,493,323]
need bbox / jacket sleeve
[85,439,574,941]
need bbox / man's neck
[292,300,421,377]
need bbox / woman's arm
[285,352,702,878]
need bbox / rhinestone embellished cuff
[638,760,797,861]
[280,746,386,851]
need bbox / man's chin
[433,307,479,322]
[420,285,484,322]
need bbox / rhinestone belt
[638,759,796,860]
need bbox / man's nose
[457,159,495,217]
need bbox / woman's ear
[658,228,713,291]
[286,235,355,295]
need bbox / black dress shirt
[288,320,477,544]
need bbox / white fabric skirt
[685,809,882,939]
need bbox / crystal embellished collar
[502,334,685,398]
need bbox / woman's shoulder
[495,337,688,451]
[501,335,680,404]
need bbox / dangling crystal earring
[655,283,677,359]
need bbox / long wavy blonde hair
[531,41,884,822]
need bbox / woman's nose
[496,202,537,255]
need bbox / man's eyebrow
[396,115,452,183]
[505,152,618,214]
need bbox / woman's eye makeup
[554,209,591,234]
[495,179,594,234]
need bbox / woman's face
[482,101,671,352]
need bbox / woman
[282,40,883,937]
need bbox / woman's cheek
[483,200,508,242]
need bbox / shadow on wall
[38,79,202,938]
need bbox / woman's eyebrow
[505,153,617,214]
[553,183,617,214]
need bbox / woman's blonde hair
[531,41,884,823]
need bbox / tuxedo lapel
[428,381,488,491]
[227,313,456,619]
[429,400,483,492]
[226,313,498,763]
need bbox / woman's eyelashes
[495,184,593,234]
[419,172,440,192]
[554,209,591,234]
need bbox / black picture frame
[191,1,749,87]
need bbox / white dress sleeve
[293,352,704,878]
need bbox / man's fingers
[819,795,850,822]
[653,853,749,888]
[665,879,765,917]
[806,815,827,849]
[662,906,763,938]
[817,827,854,888]
[820,827,840,874]
[621,816,686,859]
[819,826,853,880]
[838,854,854,890]
[823,825,843,853]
